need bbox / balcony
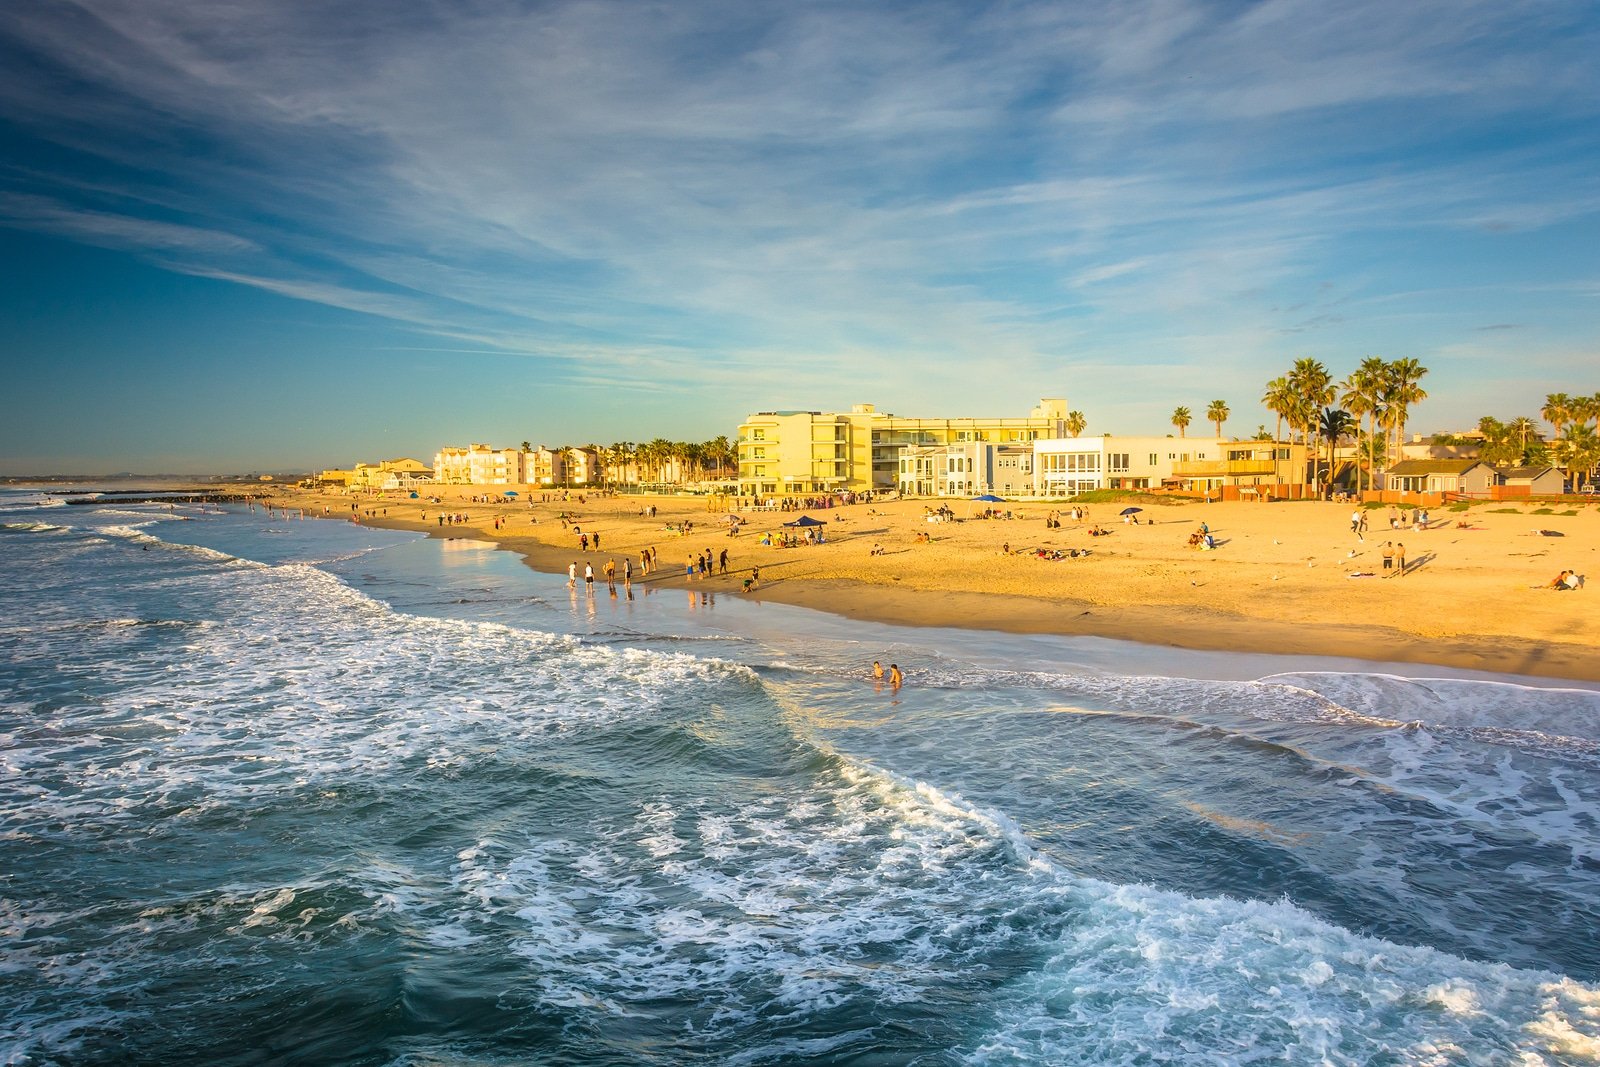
[1171,458,1277,478]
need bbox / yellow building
[433,445,524,485]
[350,457,432,491]
[738,399,1067,496]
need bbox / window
[1149,453,1158,466]
[752,429,765,441]
[1110,453,1129,473]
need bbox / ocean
[3,489,1598,1066]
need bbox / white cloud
[1,0,1596,434]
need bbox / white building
[897,442,1034,497]
[1032,436,1231,497]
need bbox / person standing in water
[888,664,903,689]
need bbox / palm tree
[1476,417,1521,467]
[1261,376,1293,486]
[1206,400,1230,438]
[1252,424,1270,441]
[1320,408,1355,491]
[1558,423,1600,492]
[1288,359,1334,491]
[1542,393,1572,440]
[1509,416,1539,461]
[1172,406,1192,437]
[1382,357,1429,463]
[1576,394,1600,431]
[610,441,635,487]
[1065,411,1087,437]
[1341,359,1387,493]
[644,438,672,484]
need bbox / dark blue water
[3,490,1598,1065]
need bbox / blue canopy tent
[782,515,827,527]
[972,494,1004,502]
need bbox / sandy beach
[261,486,1600,682]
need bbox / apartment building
[433,444,525,485]
[738,399,1068,496]
[897,443,1034,497]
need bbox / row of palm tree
[1167,401,1232,439]
[1538,393,1600,490]
[593,438,738,487]
[1259,357,1429,492]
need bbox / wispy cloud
[1,0,1596,434]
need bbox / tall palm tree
[1319,408,1355,491]
[1576,394,1600,431]
[1252,424,1270,441]
[1558,423,1600,492]
[1288,359,1334,490]
[1262,376,1293,486]
[610,441,635,487]
[1542,393,1572,439]
[1341,359,1386,493]
[1206,400,1230,438]
[1065,411,1087,437]
[1172,406,1192,438]
[1382,358,1429,463]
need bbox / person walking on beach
[1381,542,1394,573]
[568,561,577,587]
[1395,542,1407,576]
[583,562,594,590]
[623,557,633,584]
[593,532,601,551]
[604,559,616,588]
[719,548,729,575]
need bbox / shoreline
[261,488,1600,684]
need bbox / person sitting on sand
[1549,569,1580,590]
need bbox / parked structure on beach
[738,399,1069,497]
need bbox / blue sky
[2,0,1596,473]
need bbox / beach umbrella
[973,494,1004,502]
[1119,506,1143,516]
[782,515,827,527]
[408,492,419,498]
[503,490,519,497]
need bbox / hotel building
[433,445,525,485]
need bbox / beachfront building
[897,443,1034,497]
[1383,459,1497,496]
[738,399,1068,497]
[350,458,432,492]
[1033,436,1226,497]
[1168,440,1309,496]
[433,444,525,485]
[1495,465,1565,496]
[317,468,356,487]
